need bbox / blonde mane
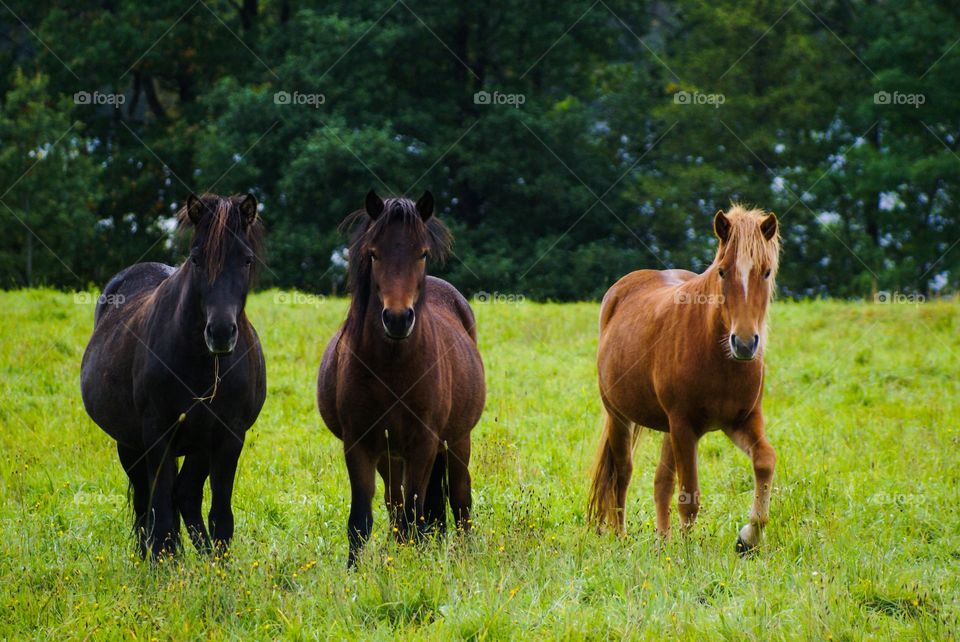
[714,203,781,285]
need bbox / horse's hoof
[735,535,757,557]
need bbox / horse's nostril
[405,308,415,324]
[752,334,759,349]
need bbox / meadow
[0,290,957,640]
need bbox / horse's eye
[245,256,254,266]
[718,268,725,278]
[421,252,428,260]
[370,252,378,262]
[191,255,200,267]
[763,269,771,279]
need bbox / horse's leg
[423,450,448,535]
[208,432,244,554]
[345,445,376,568]
[724,412,776,555]
[668,417,700,530]
[143,430,180,558]
[401,443,439,541]
[377,457,404,542]
[117,443,149,558]
[176,453,211,554]
[446,438,472,532]
[653,434,676,539]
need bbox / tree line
[1,0,958,299]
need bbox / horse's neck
[150,266,205,343]
[684,271,729,353]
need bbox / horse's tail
[587,411,639,532]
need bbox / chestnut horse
[80,194,266,558]
[587,205,780,554]
[317,191,485,567]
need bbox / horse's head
[345,190,450,341]
[179,193,263,355]
[711,205,780,361]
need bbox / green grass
[1,290,958,640]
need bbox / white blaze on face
[737,252,753,298]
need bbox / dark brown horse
[318,191,485,567]
[80,193,266,558]
[588,205,780,554]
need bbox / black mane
[176,194,265,282]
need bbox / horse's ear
[187,194,205,225]
[713,210,731,242]
[416,191,434,221]
[239,193,258,226]
[761,213,778,241]
[365,190,385,220]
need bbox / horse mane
[176,194,264,283]
[340,197,452,342]
[714,203,781,287]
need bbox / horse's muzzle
[730,333,759,360]
[382,307,415,340]
[205,320,238,355]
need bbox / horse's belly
[597,333,668,430]
[80,341,141,445]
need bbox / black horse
[80,193,266,558]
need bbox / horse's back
[425,276,478,342]
[599,268,695,332]
[94,262,175,325]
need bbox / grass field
[0,290,957,640]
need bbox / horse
[80,193,266,559]
[587,204,780,554]
[317,190,485,567]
